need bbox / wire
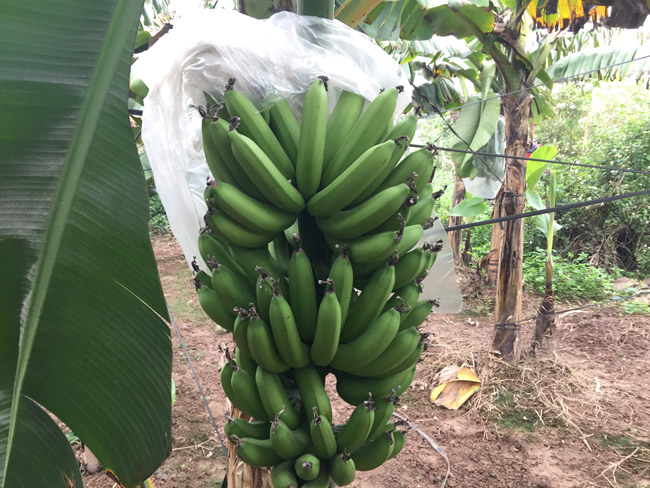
[435,54,650,116]
[444,188,650,232]
[412,144,650,176]
[167,302,228,458]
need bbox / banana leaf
[0,1,172,486]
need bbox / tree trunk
[530,261,556,356]
[490,90,532,362]
[448,173,466,266]
[484,185,504,284]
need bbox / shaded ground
[83,235,650,488]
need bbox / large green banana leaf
[0,1,172,487]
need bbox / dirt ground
[82,234,650,488]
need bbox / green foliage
[535,81,650,277]
[148,183,170,234]
[523,249,616,301]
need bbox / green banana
[255,268,273,323]
[340,260,396,343]
[247,308,290,374]
[194,279,236,332]
[230,435,282,468]
[206,117,268,202]
[228,244,284,288]
[335,365,416,406]
[224,415,270,440]
[269,98,299,165]
[383,280,421,317]
[367,390,398,441]
[294,364,332,422]
[310,279,342,367]
[301,465,330,488]
[352,430,395,471]
[269,234,291,275]
[295,453,320,481]
[296,77,328,198]
[379,338,425,378]
[229,364,270,421]
[329,450,356,486]
[335,394,375,453]
[224,88,294,179]
[309,407,337,460]
[209,259,255,311]
[392,247,430,290]
[288,235,318,342]
[374,204,414,234]
[350,115,418,205]
[205,180,297,234]
[205,209,277,248]
[328,245,354,326]
[323,87,399,185]
[220,358,238,404]
[375,146,435,195]
[316,183,411,240]
[388,430,406,459]
[307,140,395,218]
[331,308,401,372]
[228,126,305,213]
[255,366,301,429]
[348,225,404,266]
[323,90,365,168]
[407,184,435,226]
[233,309,252,357]
[270,415,311,460]
[198,231,247,282]
[271,460,299,488]
[397,224,425,256]
[201,115,238,185]
[235,345,257,377]
[191,257,213,289]
[398,299,434,332]
[269,282,310,368]
[349,327,421,379]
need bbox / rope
[167,302,229,458]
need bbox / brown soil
[82,234,650,488]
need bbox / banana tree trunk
[490,90,532,362]
[530,261,555,355]
[448,172,466,265]
[484,186,504,284]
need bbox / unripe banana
[347,225,404,266]
[205,208,277,248]
[220,357,238,403]
[198,231,247,282]
[229,244,284,289]
[348,327,421,379]
[323,90,365,169]
[307,140,395,218]
[268,282,310,368]
[309,407,337,460]
[224,415,270,440]
[310,279,342,366]
[398,299,435,332]
[367,390,398,441]
[288,235,318,342]
[392,247,430,290]
[201,115,238,185]
[193,266,213,290]
[194,279,236,332]
[379,338,425,378]
[328,245,354,327]
[247,307,290,373]
[375,146,435,196]
[295,453,320,481]
[229,364,270,421]
[271,460,299,488]
[235,345,257,377]
[352,430,395,471]
[255,366,301,429]
[205,180,297,234]
[269,98,300,165]
[224,87,294,179]
[329,450,356,486]
[331,308,401,372]
[233,309,252,357]
[335,365,416,406]
[407,184,435,226]
[301,465,330,488]
[255,268,274,323]
[335,394,375,454]
[296,77,328,198]
[388,430,407,459]
[270,413,312,460]
[294,364,332,422]
[383,280,421,316]
[209,259,255,311]
[229,125,305,213]
[323,87,399,185]
[317,183,411,240]
[340,259,396,343]
[230,435,282,468]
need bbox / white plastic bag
[138,8,461,313]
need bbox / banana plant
[1,1,172,486]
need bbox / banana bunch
[194,77,442,487]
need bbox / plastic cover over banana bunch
[138,7,462,486]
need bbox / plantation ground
[82,235,650,488]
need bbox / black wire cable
[444,189,650,232]
[411,144,650,176]
[167,302,229,458]
[435,53,650,115]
